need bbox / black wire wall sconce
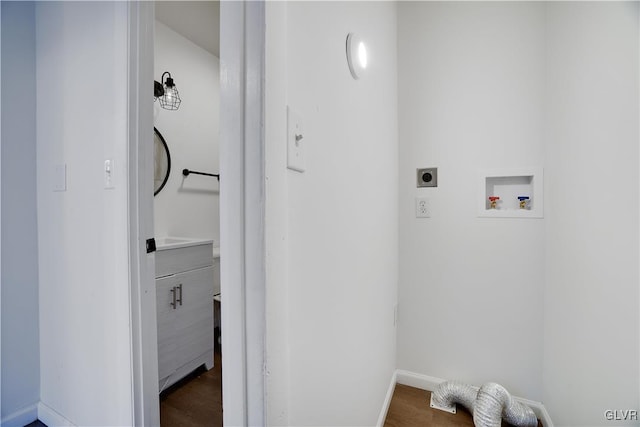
[154,71,181,111]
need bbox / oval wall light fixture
[346,33,367,80]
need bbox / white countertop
[156,236,219,257]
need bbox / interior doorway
[127,1,266,426]
[152,1,223,425]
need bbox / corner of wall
[376,370,397,427]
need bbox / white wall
[397,2,546,400]
[154,21,220,244]
[543,3,639,426]
[1,2,40,424]
[266,2,399,425]
[35,2,133,425]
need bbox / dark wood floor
[24,350,222,427]
[384,384,543,427]
[26,367,543,427]
[160,347,223,427]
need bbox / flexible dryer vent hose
[431,381,538,427]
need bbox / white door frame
[127,2,159,426]
[126,1,266,425]
[219,1,266,425]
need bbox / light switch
[53,163,66,192]
[104,159,115,189]
[287,106,305,172]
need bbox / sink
[156,236,214,251]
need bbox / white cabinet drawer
[155,243,213,278]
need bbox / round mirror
[154,127,171,196]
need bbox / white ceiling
[155,1,220,57]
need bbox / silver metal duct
[430,381,538,427]
[430,380,477,414]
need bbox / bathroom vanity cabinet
[155,238,216,392]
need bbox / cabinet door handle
[170,287,177,309]
[177,284,183,306]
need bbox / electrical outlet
[416,197,430,218]
[417,167,438,187]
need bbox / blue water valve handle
[518,196,530,209]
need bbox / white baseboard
[38,402,76,426]
[0,402,38,427]
[396,369,444,391]
[514,395,554,427]
[376,370,397,427]
[395,370,554,427]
